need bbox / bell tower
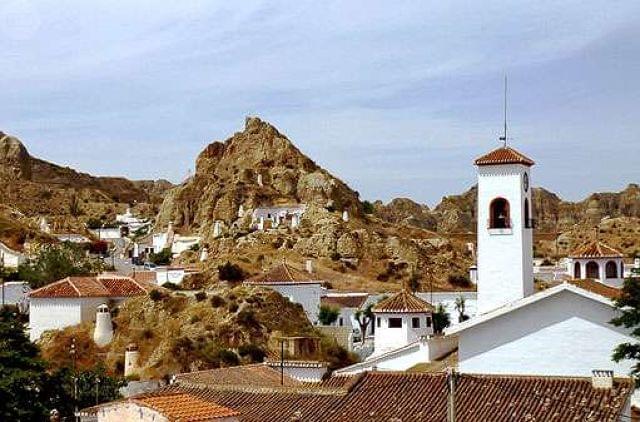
[475,146,535,314]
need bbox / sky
[1,1,639,206]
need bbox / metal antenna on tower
[499,75,508,147]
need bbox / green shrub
[149,248,172,265]
[210,295,226,308]
[194,291,207,302]
[218,262,246,282]
[362,200,375,214]
[149,289,165,302]
[162,282,180,290]
[238,344,266,363]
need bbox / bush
[149,248,172,265]
[362,200,375,214]
[238,344,266,363]
[433,304,451,334]
[210,295,226,308]
[318,305,340,325]
[217,349,240,367]
[227,301,239,313]
[237,309,258,326]
[447,273,471,288]
[218,262,246,282]
[194,291,207,302]
[162,282,180,290]
[149,289,165,302]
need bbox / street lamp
[70,338,78,422]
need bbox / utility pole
[446,367,457,422]
[1,276,5,308]
[70,338,79,422]
[280,339,285,385]
[95,377,101,405]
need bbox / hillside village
[1,115,640,421]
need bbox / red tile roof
[245,262,322,285]
[113,371,632,422]
[321,295,368,309]
[372,290,434,313]
[475,146,535,166]
[29,275,155,298]
[133,392,239,421]
[570,240,624,258]
[568,279,622,300]
[130,270,157,285]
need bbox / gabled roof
[372,290,434,313]
[29,275,156,298]
[474,146,535,166]
[570,240,624,258]
[567,279,622,300]
[321,294,368,309]
[446,282,615,336]
[244,262,322,285]
[91,371,632,422]
[130,270,157,285]
[131,392,239,421]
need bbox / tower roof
[372,290,434,313]
[474,146,535,166]
[569,240,623,259]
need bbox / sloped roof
[245,262,322,285]
[568,279,622,300]
[570,240,624,258]
[29,275,156,298]
[94,371,632,422]
[372,290,434,313]
[130,270,157,285]
[132,392,239,421]
[175,364,303,389]
[474,146,535,166]
[321,294,368,309]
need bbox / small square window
[377,317,381,328]
[339,317,344,326]
[426,316,432,328]
[412,317,420,328]
[388,318,402,328]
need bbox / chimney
[125,343,140,378]
[591,369,614,389]
[93,304,114,347]
[305,259,314,274]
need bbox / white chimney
[591,369,614,389]
[469,265,478,285]
[305,259,314,274]
[125,343,140,378]
[213,220,223,238]
[93,304,113,347]
[200,247,209,262]
[257,173,263,187]
[238,204,245,218]
[342,210,349,222]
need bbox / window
[412,317,420,328]
[489,198,510,229]
[524,198,533,229]
[338,317,344,327]
[377,317,381,328]
[605,261,618,279]
[426,316,432,328]
[586,261,599,279]
[574,262,581,279]
[388,318,402,328]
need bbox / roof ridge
[67,277,84,297]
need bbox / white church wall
[457,289,634,377]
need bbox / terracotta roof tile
[29,275,154,298]
[111,371,632,422]
[175,364,304,389]
[475,146,535,166]
[570,240,624,258]
[321,295,368,309]
[244,262,322,285]
[568,279,622,300]
[134,392,239,421]
[372,290,434,313]
[130,270,157,285]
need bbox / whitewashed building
[567,240,625,288]
[28,274,155,341]
[243,262,325,324]
[320,293,368,330]
[0,281,30,309]
[251,205,306,230]
[0,241,25,268]
[55,233,91,243]
[152,222,200,257]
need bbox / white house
[320,293,368,330]
[447,282,633,377]
[0,241,25,268]
[28,274,155,341]
[243,261,325,324]
[115,207,150,232]
[567,239,625,288]
[90,227,123,241]
[152,222,200,257]
[251,205,306,230]
[371,290,434,357]
[55,233,91,243]
[475,146,535,314]
[0,281,30,309]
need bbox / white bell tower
[475,146,535,314]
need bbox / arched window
[524,198,531,228]
[586,261,599,279]
[574,262,581,279]
[489,198,510,229]
[605,261,618,279]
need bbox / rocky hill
[159,118,473,292]
[0,132,172,235]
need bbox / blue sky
[1,1,639,206]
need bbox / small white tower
[93,304,113,347]
[342,210,349,222]
[238,205,245,218]
[124,343,140,378]
[213,220,223,238]
[39,217,51,234]
[200,247,209,262]
[291,214,300,229]
[475,146,535,314]
[257,173,263,187]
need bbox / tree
[0,308,49,421]
[406,272,421,293]
[433,303,451,334]
[318,305,340,325]
[18,243,104,288]
[218,262,246,282]
[362,200,375,214]
[611,277,640,381]
[354,303,375,344]
[149,248,172,265]
[454,295,470,323]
